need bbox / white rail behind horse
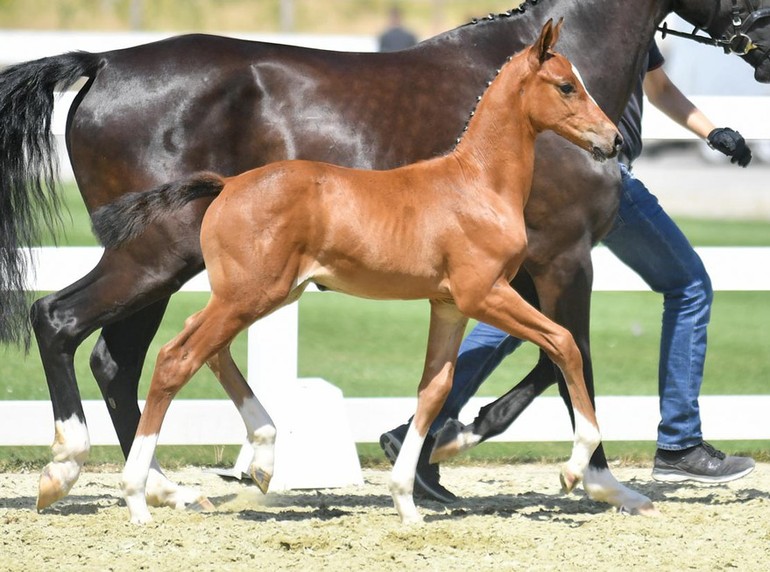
[2,246,769,444]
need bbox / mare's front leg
[430,270,558,460]
[529,257,657,515]
[390,300,468,524]
[441,251,656,514]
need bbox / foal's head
[521,19,622,161]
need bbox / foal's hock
[110,20,620,525]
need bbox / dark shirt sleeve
[647,40,665,72]
[617,41,668,165]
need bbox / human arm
[643,66,751,166]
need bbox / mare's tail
[91,172,226,249]
[0,51,101,347]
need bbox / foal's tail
[0,51,101,347]
[91,172,226,249]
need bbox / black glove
[707,127,752,167]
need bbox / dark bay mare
[108,21,620,524]
[1,0,769,513]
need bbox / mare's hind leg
[389,300,468,524]
[33,246,203,510]
[207,348,276,493]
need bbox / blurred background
[0,0,511,36]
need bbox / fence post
[216,301,363,490]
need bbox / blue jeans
[432,163,712,451]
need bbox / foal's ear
[533,18,563,63]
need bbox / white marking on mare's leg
[37,415,91,510]
[583,466,659,516]
[389,424,425,525]
[144,458,212,511]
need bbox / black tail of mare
[0,51,100,347]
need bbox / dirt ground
[1,462,768,571]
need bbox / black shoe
[379,423,458,504]
[652,442,755,484]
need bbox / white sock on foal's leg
[389,424,425,524]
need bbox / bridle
[658,0,770,55]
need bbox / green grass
[2,182,769,466]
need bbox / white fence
[1,246,769,452]
[1,32,769,475]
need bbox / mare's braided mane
[462,0,540,27]
[454,1,543,146]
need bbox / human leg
[379,321,521,502]
[602,164,753,482]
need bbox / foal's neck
[452,54,537,204]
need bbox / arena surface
[1,462,768,570]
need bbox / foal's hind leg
[389,300,467,524]
[207,348,276,493]
[89,299,209,511]
[122,298,255,524]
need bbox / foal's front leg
[390,300,467,524]
[457,280,602,491]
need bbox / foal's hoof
[37,473,66,511]
[430,419,480,463]
[250,466,272,494]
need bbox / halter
[658,0,770,55]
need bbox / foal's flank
[118,19,621,524]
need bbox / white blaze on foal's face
[571,62,598,106]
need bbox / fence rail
[1,246,768,449]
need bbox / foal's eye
[558,83,575,95]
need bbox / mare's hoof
[621,500,660,517]
[559,467,580,494]
[430,419,479,463]
[187,496,216,513]
[37,465,69,510]
[250,467,272,494]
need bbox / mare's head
[674,0,770,83]
[519,19,622,162]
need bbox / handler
[380,40,756,503]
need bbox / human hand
[707,127,752,167]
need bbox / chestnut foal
[114,20,621,524]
